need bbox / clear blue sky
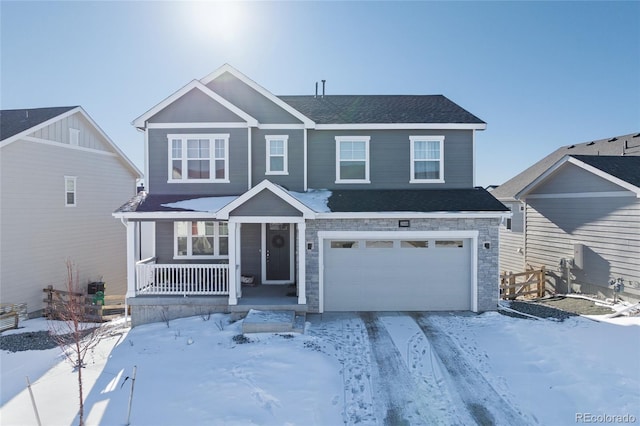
[2,1,639,187]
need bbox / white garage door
[323,237,472,311]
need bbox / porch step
[241,309,306,334]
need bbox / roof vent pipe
[315,82,318,98]
[322,79,326,98]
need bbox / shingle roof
[278,95,485,125]
[327,188,508,213]
[0,106,78,141]
[570,155,640,188]
[491,132,640,201]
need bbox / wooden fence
[43,286,126,322]
[500,267,547,300]
[0,304,20,332]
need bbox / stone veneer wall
[303,217,501,312]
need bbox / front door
[265,223,291,282]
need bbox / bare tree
[48,260,107,426]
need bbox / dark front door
[266,223,290,281]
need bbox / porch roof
[115,187,508,216]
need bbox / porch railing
[135,258,229,296]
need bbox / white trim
[523,191,635,199]
[303,129,308,191]
[217,179,316,219]
[409,135,445,183]
[317,230,479,313]
[297,222,307,304]
[316,123,486,131]
[125,220,137,299]
[132,79,258,128]
[113,211,217,220]
[472,130,476,187]
[69,128,80,146]
[265,135,289,175]
[259,124,306,130]
[147,122,248,129]
[314,211,509,219]
[261,223,295,284]
[229,216,305,224]
[228,222,238,305]
[200,64,315,127]
[247,128,252,190]
[143,129,150,192]
[21,136,118,157]
[516,155,640,199]
[335,136,371,184]
[64,176,77,207]
[167,133,230,183]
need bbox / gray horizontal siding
[148,88,245,123]
[530,163,624,194]
[307,129,473,190]
[230,189,302,217]
[250,128,304,191]
[499,229,525,273]
[206,72,303,124]
[525,197,640,298]
[147,128,249,195]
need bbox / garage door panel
[324,238,471,311]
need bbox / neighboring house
[113,64,509,326]
[0,106,142,317]
[492,133,640,302]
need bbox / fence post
[538,266,546,297]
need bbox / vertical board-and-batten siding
[524,164,640,298]
[0,138,137,316]
[306,129,474,190]
[31,112,111,152]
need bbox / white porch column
[236,223,242,298]
[125,220,137,299]
[297,222,307,305]
[228,221,238,305]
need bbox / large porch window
[174,221,229,259]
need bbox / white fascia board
[216,179,316,219]
[229,216,306,224]
[112,211,217,220]
[200,64,315,128]
[314,211,509,219]
[147,122,248,129]
[132,80,258,129]
[315,123,487,131]
[515,155,570,200]
[318,229,479,239]
[0,106,81,149]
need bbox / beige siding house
[0,106,141,317]
[492,133,640,302]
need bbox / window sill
[173,255,230,260]
[335,179,371,184]
[409,179,445,184]
[167,179,231,184]
[265,171,289,176]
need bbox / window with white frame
[335,136,370,183]
[168,134,229,183]
[266,135,288,175]
[64,176,76,207]
[69,128,80,146]
[174,221,229,258]
[410,136,444,183]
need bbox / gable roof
[492,132,640,201]
[279,95,486,127]
[1,105,141,178]
[515,155,640,200]
[0,106,78,141]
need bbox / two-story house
[114,64,508,326]
[1,106,141,318]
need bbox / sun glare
[189,1,247,43]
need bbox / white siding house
[0,106,141,317]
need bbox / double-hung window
[265,135,288,175]
[410,136,444,183]
[335,136,370,183]
[64,176,77,207]
[174,221,229,259]
[168,134,229,183]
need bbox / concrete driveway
[307,312,528,426]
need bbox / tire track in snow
[411,313,534,426]
[360,312,444,425]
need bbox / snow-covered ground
[1,311,638,425]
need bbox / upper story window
[168,134,229,183]
[69,128,80,146]
[174,221,228,259]
[65,176,77,207]
[410,136,445,183]
[335,136,370,184]
[265,135,288,175]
